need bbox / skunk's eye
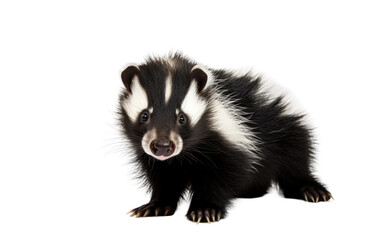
[178,114,187,125]
[140,111,149,123]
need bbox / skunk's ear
[190,65,214,94]
[121,65,140,93]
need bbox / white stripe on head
[170,131,183,157]
[181,81,207,126]
[167,57,176,69]
[165,73,172,104]
[179,64,215,125]
[122,75,149,122]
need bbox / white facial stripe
[181,81,207,126]
[170,131,183,156]
[141,128,157,157]
[165,73,172,104]
[122,75,149,121]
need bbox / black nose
[150,139,175,156]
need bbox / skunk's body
[119,53,332,223]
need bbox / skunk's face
[120,60,212,161]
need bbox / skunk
[119,53,332,223]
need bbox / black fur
[119,53,331,223]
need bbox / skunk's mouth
[153,155,171,161]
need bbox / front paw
[186,207,223,223]
[301,185,333,203]
[128,202,176,218]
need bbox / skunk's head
[119,56,214,161]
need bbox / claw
[191,211,196,222]
[211,209,216,222]
[217,211,221,221]
[304,193,309,202]
[129,211,136,217]
[136,211,142,218]
[317,189,325,202]
[143,209,150,217]
[308,194,315,202]
[155,207,160,216]
[328,192,334,200]
[310,189,320,203]
[128,209,136,217]
[164,207,170,216]
[204,210,210,223]
[196,210,203,224]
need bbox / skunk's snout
[141,129,182,161]
[150,139,175,157]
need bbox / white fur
[170,131,183,157]
[257,76,305,116]
[181,81,208,126]
[180,65,215,126]
[165,73,172,104]
[209,94,260,157]
[122,75,149,122]
[167,58,176,69]
[141,128,157,158]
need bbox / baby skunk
[119,53,332,223]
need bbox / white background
[1,0,381,239]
